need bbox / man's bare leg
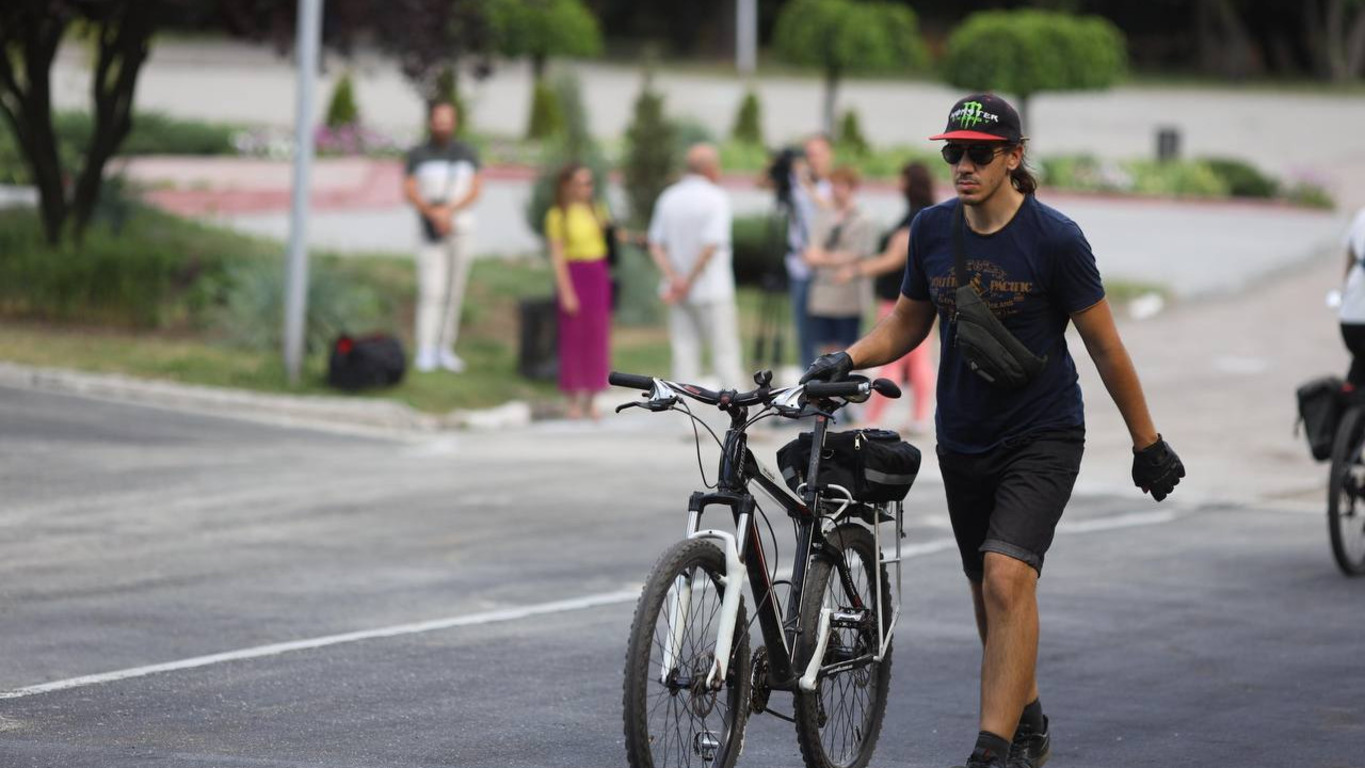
[970,552,1040,740]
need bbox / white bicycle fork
[659,521,749,690]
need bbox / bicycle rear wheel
[1328,406,1365,576]
[793,524,892,768]
[623,538,751,768]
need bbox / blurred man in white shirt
[647,144,743,388]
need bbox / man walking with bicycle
[802,93,1185,768]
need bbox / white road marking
[0,508,1186,701]
[1057,510,1178,534]
[0,589,640,701]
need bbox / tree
[942,9,1127,132]
[621,70,677,228]
[772,0,928,133]
[487,0,604,139]
[0,0,164,245]
[731,89,763,146]
[324,71,360,128]
[1303,0,1365,81]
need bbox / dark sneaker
[1008,716,1051,768]
[952,756,1006,768]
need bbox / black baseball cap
[929,93,1023,143]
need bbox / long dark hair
[901,161,935,210]
[1010,142,1038,195]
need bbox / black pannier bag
[777,429,922,503]
[1297,375,1344,462]
[327,334,406,391]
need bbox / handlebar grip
[609,371,655,391]
[805,380,868,399]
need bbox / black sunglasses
[941,143,1010,166]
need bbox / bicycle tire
[623,538,751,768]
[1328,406,1365,576]
[792,524,892,768]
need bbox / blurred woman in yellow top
[545,163,614,420]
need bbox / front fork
[659,492,755,690]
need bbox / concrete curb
[0,362,535,434]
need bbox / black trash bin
[518,297,558,381]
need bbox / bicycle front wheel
[1328,406,1365,576]
[793,524,892,768]
[623,538,751,768]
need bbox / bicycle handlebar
[607,371,654,391]
[804,380,869,399]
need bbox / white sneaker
[414,349,439,373]
[438,349,466,373]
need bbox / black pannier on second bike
[777,428,922,503]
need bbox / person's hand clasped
[1132,436,1185,502]
[800,351,854,384]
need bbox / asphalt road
[1,388,1360,768]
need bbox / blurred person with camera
[769,133,835,369]
[802,94,1185,768]
[647,144,743,389]
[403,100,483,373]
[846,161,939,435]
[803,165,876,355]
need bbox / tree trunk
[71,2,154,242]
[822,68,838,136]
[0,4,69,245]
[1326,0,1350,81]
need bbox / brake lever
[614,401,644,414]
[614,396,679,414]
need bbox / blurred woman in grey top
[403,100,483,373]
[803,166,877,353]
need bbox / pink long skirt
[557,259,612,393]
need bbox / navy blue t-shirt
[903,196,1105,453]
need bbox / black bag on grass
[328,334,406,391]
[1297,375,1344,462]
[777,429,921,503]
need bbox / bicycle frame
[666,400,905,697]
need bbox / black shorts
[937,427,1085,581]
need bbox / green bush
[671,118,715,159]
[213,257,392,354]
[53,111,239,157]
[325,72,361,128]
[1284,181,1336,210]
[1124,160,1228,198]
[731,90,763,146]
[0,205,243,328]
[837,108,870,157]
[1201,157,1278,198]
[1039,154,1126,192]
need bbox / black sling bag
[951,204,1048,389]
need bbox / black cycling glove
[1132,436,1185,502]
[800,351,854,384]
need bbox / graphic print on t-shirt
[928,260,1037,320]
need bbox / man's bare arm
[846,296,937,370]
[1071,298,1160,450]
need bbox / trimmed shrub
[671,118,715,160]
[837,108,870,157]
[526,80,565,140]
[325,72,361,129]
[731,90,763,146]
[1124,160,1228,198]
[622,72,677,228]
[1201,157,1278,198]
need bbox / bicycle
[612,368,919,768]
[1327,394,1365,576]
